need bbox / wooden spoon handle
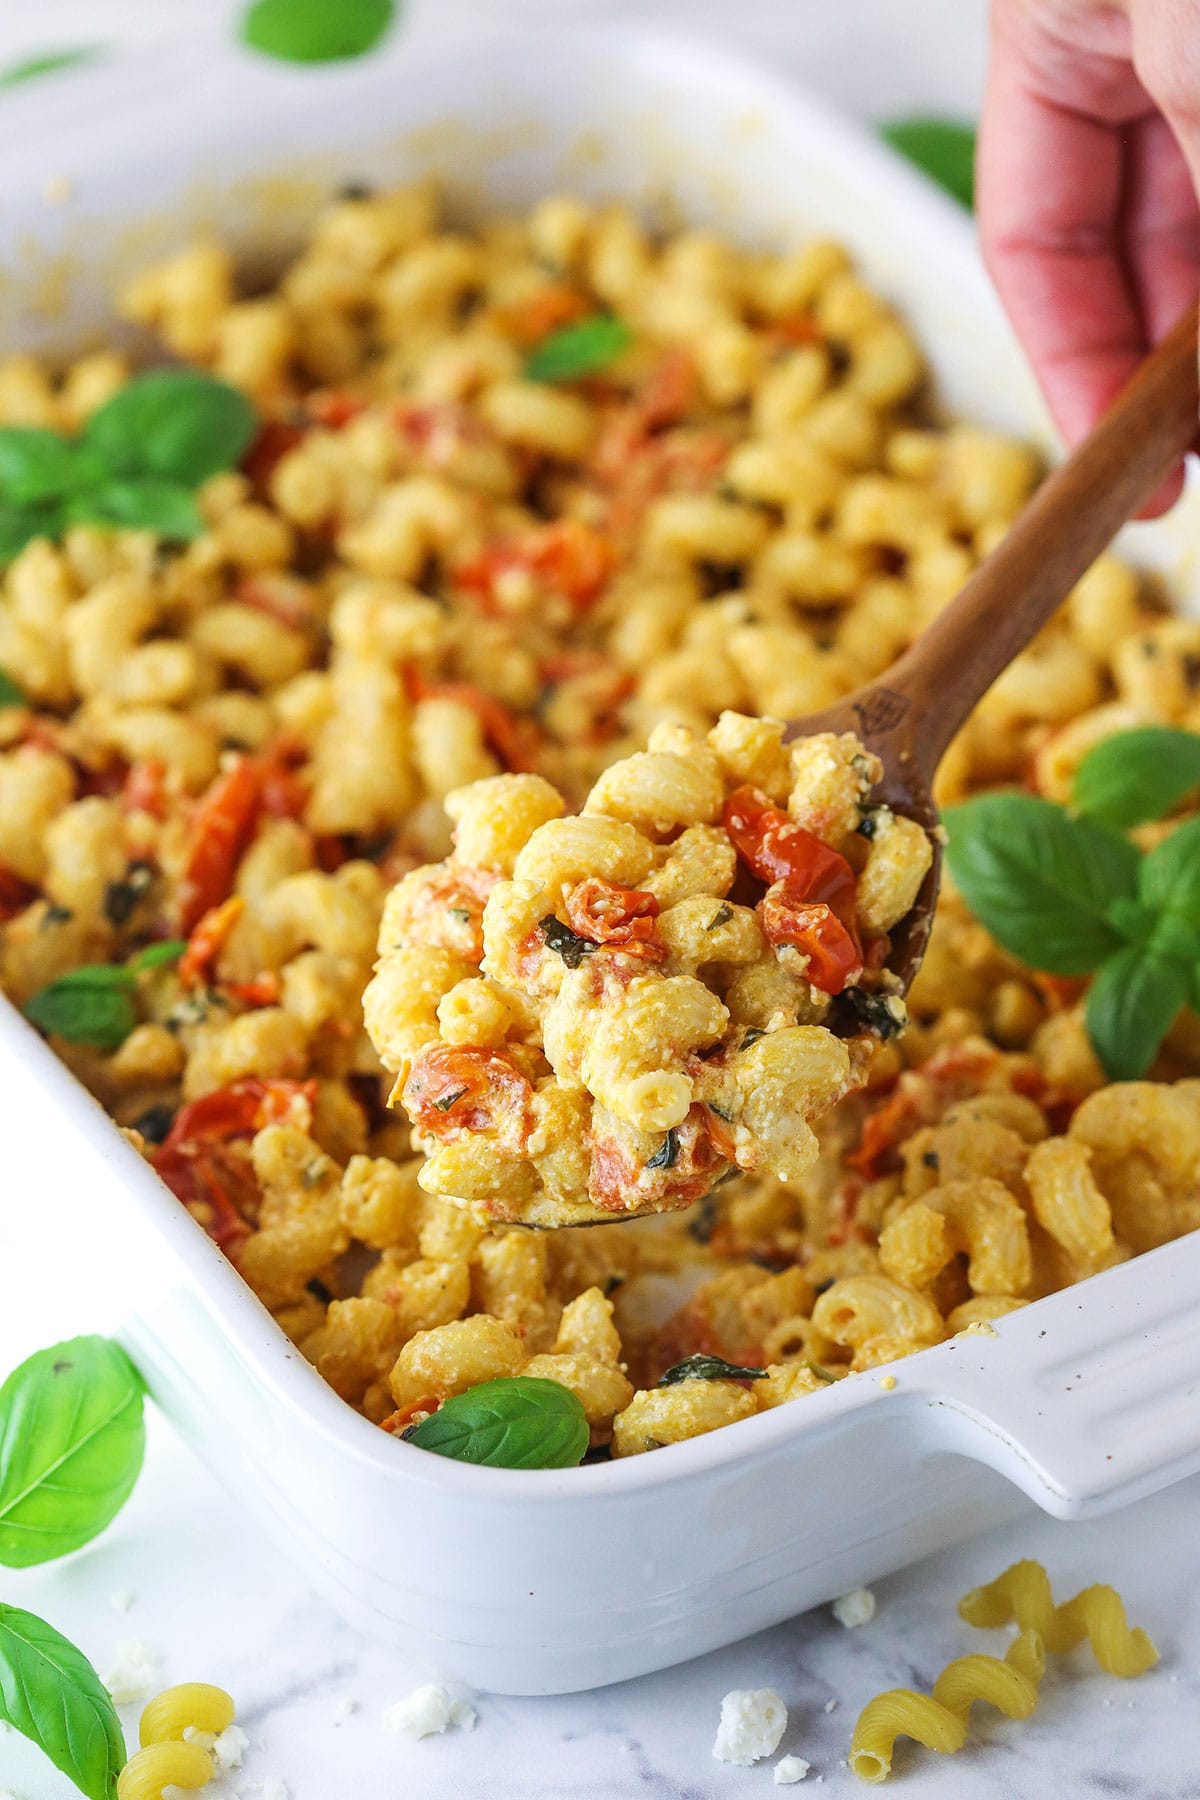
[883,303,1199,782]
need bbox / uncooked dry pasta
[0,182,1195,1455]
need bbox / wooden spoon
[791,302,1200,1002]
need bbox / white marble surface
[1,1,1196,1796]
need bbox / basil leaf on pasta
[1083,946,1190,1082]
[240,0,395,63]
[83,370,256,487]
[526,315,633,383]
[657,1354,766,1386]
[23,965,138,1051]
[1074,725,1200,830]
[0,667,25,707]
[403,1377,589,1468]
[0,1337,145,1566]
[0,1603,125,1800]
[68,477,204,541]
[943,793,1138,974]
[1138,815,1200,928]
[0,429,99,504]
[0,500,65,562]
[129,939,187,972]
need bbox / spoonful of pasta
[364,307,1198,1228]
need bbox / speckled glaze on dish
[3,20,1200,1696]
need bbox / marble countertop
[2,1,1196,1795]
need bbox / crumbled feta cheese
[712,1689,787,1765]
[823,1697,838,1713]
[336,1696,360,1716]
[957,1320,998,1339]
[184,1722,248,1774]
[103,1638,160,1703]
[383,1684,477,1739]
[108,1590,135,1614]
[775,1754,811,1783]
[832,1588,875,1629]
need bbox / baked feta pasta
[365,717,930,1225]
[1,183,1196,1456]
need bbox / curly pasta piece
[139,1683,235,1746]
[116,1741,214,1799]
[848,1629,1043,1783]
[957,1560,1159,1675]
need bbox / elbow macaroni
[0,184,1195,1457]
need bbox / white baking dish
[2,19,1200,1698]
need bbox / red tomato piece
[120,760,169,821]
[402,1043,532,1143]
[307,389,366,430]
[563,877,666,961]
[242,418,305,495]
[178,894,246,991]
[455,520,615,615]
[723,786,858,905]
[224,971,283,1008]
[177,757,264,935]
[758,880,863,994]
[509,283,591,344]
[403,670,541,775]
[152,1077,316,1255]
[0,865,37,922]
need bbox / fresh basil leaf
[526,315,633,383]
[0,429,99,504]
[0,500,65,562]
[83,370,256,487]
[646,1128,679,1171]
[23,966,138,1051]
[0,1602,125,1800]
[657,1353,766,1386]
[944,793,1138,974]
[0,1337,144,1568]
[0,46,104,90]
[1074,726,1200,830]
[880,117,976,209]
[129,938,186,973]
[1083,946,1189,1081]
[68,477,204,541]
[0,667,25,707]
[241,0,395,63]
[1139,815,1200,928]
[403,1376,588,1469]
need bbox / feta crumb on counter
[775,1754,811,1783]
[235,1783,289,1800]
[335,1696,361,1717]
[102,1638,160,1703]
[712,1689,787,1765]
[832,1588,876,1629]
[383,1683,477,1739]
[184,1722,248,1774]
[108,1590,135,1614]
[823,1698,838,1713]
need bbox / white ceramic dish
[2,20,1200,1698]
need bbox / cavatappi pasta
[117,1684,238,1800]
[364,716,927,1226]
[0,184,1197,1454]
[849,1562,1157,1782]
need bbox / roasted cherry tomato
[563,877,666,961]
[177,757,264,935]
[759,880,863,994]
[723,786,858,905]
[152,1077,316,1255]
[402,1043,532,1143]
[178,894,246,991]
[456,519,616,615]
[119,760,168,820]
[402,669,541,774]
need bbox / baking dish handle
[899,1229,1200,1520]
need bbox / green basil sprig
[0,1337,145,1567]
[0,1603,125,1800]
[657,1354,767,1386]
[526,315,633,384]
[0,668,25,707]
[23,941,185,1052]
[0,370,256,563]
[880,118,976,209]
[944,729,1200,1081]
[241,0,395,63]
[1073,724,1200,830]
[402,1376,589,1468]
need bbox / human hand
[978,0,1200,511]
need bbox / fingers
[977,26,1149,446]
[1120,110,1199,514]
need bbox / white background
[2,4,1199,1798]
